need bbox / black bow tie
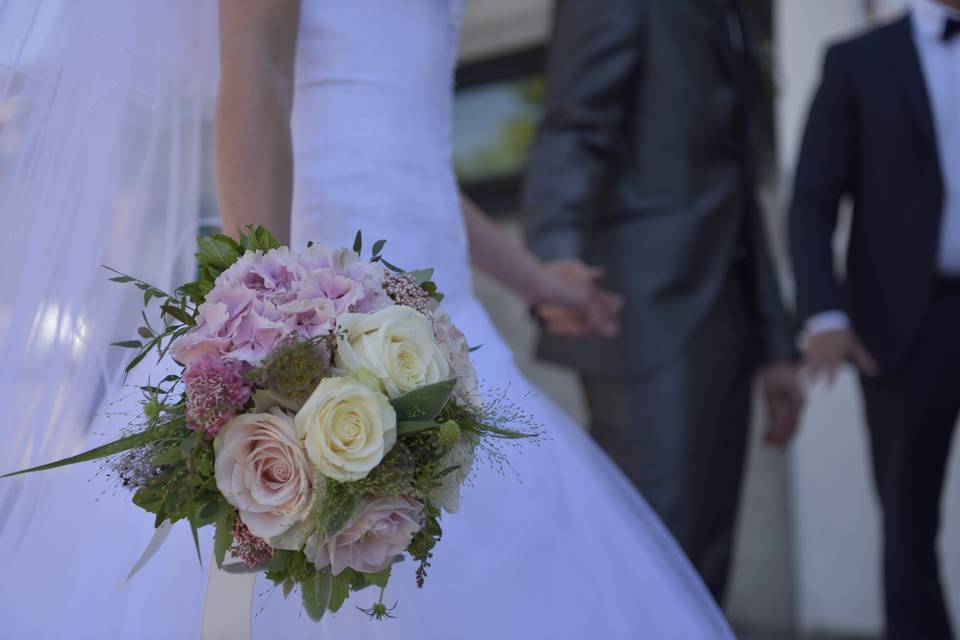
[944,17,960,42]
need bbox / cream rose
[295,376,397,481]
[335,306,450,398]
[214,409,315,539]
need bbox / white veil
[0,0,219,532]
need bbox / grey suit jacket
[523,0,796,376]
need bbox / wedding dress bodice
[291,0,471,311]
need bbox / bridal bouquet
[4,226,538,621]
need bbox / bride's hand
[533,259,623,338]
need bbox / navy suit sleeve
[522,0,642,261]
[789,45,855,321]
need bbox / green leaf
[352,230,362,255]
[253,226,281,251]
[111,340,143,349]
[390,378,457,422]
[125,346,152,373]
[137,326,154,339]
[301,566,332,622]
[282,578,295,598]
[396,420,439,436]
[151,446,182,467]
[214,507,236,569]
[379,258,404,273]
[364,566,391,588]
[109,275,134,283]
[187,496,202,566]
[1,422,180,478]
[197,235,240,270]
[371,239,386,258]
[267,550,292,574]
[408,268,434,285]
[160,304,196,327]
[328,571,351,612]
[319,486,360,537]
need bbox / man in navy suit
[790,1,960,637]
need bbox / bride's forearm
[215,0,300,244]
[461,194,557,305]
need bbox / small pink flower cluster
[231,515,274,568]
[183,356,252,436]
[172,246,392,367]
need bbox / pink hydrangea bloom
[172,244,391,366]
[184,356,252,436]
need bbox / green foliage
[214,506,237,569]
[1,420,182,478]
[129,423,221,559]
[391,378,457,423]
[247,337,332,408]
[406,502,442,588]
[318,479,361,537]
[301,565,333,622]
[352,444,415,498]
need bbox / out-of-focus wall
[775,0,960,636]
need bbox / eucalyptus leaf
[1,423,179,478]
[390,378,457,422]
[301,566,332,622]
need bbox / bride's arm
[216,0,301,244]
[461,195,621,336]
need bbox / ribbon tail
[202,553,256,640]
[118,519,174,588]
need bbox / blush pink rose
[214,409,315,539]
[305,496,423,575]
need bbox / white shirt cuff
[805,310,851,337]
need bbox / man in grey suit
[524,0,803,602]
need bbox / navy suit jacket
[789,16,944,371]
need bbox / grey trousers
[580,283,754,603]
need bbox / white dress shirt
[805,0,960,338]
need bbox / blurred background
[454,1,960,638]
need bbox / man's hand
[759,362,805,448]
[535,259,623,338]
[803,328,879,383]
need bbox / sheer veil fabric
[0,2,218,636]
[0,0,217,526]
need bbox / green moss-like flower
[353,443,415,497]
[249,337,332,407]
[435,420,460,447]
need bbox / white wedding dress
[0,1,732,638]
[251,1,734,638]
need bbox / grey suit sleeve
[522,0,643,261]
[744,200,800,364]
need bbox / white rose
[295,376,397,481]
[214,409,315,539]
[335,306,451,398]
